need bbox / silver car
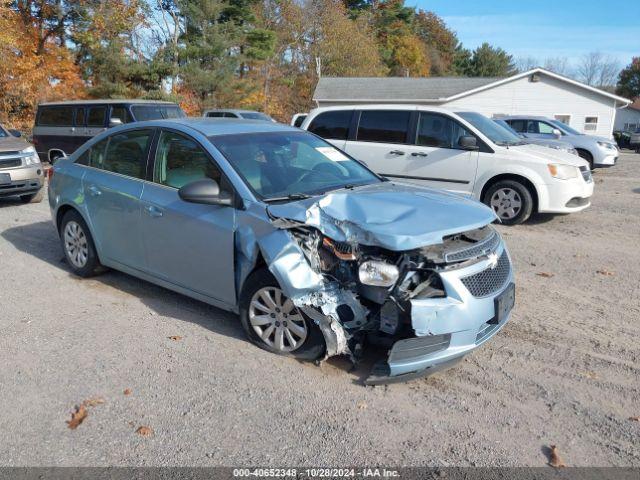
[498,115,619,169]
[48,119,514,383]
[203,109,275,122]
[493,119,578,155]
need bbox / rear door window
[206,112,225,118]
[307,111,352,140]
[87,107,107,127]
[356,110,411,144]
[508,119,527,133]
[102,130,152,179]
[37,107,74,126]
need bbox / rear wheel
[239,268,325,360]
[483,179,534,225]
[20,188,44,203]
[59,210,104,277]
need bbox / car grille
[460,250,511,298]
[0,158,22,169]
[579,166,592,183]
[445,228,501,263]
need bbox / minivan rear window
[357,110,410,144]
[131,105,185,121]
[37,107,74,126]
[87,107,107,127]
[307,111,352,140]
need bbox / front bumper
[593,149,618,167]
[368,243,514,383]
[537,175,594,214]
[0,165,44,198]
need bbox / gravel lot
[1,152,639,467]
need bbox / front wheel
[59,210,104,277]
[483,180,534,225]
[239,268,325,361]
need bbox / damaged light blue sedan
[48,119,515,384]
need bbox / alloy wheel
[63,221,89,268]
[490,188,522,220]
[248,287,308,352]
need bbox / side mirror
[9,129,22,137]
[178,178,233,206]
[458,135,479,150]
[552,128,562,138]
[109,118,123,127]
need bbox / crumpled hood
[267,182,497,251]
[511,144,589,168]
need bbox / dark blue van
[32,100,186,163]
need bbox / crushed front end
[279,222,514,384]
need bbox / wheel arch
[47,149,67,163]
[480,173,539,213]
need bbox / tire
[239,268,325,361]
[483,179,534,226]
[577,149,594,169]
[20,188,44,204]
[59,210,104,277]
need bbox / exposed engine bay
[277,220,501,373]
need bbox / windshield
[131,105,186,121]
[550,119,581,135]
[239,112,272,121]
[457,112,525,146]
[211,131,380,200]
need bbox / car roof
[309,104,459,115]
[112,117,296,136]
[495,115,553,121]
[203,109,268,114]
[38,99,178,106]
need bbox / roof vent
[530,73,540,83]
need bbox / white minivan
[301,105,594,224]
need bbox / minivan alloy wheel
[249,287,308,352]
[490,188,522,220]
[63,221,89,268]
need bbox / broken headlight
[358,261,399,287]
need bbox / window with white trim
[584,116,598,131]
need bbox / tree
[515,56,538,73]
[616,57,640,99]
[577,51,620,87]
[414,11,458,75]
[1,0,85,129]
[543,57,570,76]
[468,43,515,77]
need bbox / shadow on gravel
[2,220,245,344]
[0,197,26,209]
[524,212,559,225]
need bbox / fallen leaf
[629,416,640,422]
[168,336,182,341]
[536,272,554,278]
[83,396,105,407]
[356,400,367,410]
[66,404,88,430]
[596,270,615,276]
[123,388,132,396]
[136,426,154,437]
[548,445,566,468]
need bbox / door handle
[145,205,163,218]
[411,152,428,157]
[389,150,405,155]
[87,185,102,196]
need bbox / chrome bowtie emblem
[487,252,499,269]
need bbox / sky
[412,0,640,68]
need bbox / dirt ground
[0,152,639,467]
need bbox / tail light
[47,166,54,181]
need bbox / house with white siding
[312,68,631,138]
[614,100,640,132]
